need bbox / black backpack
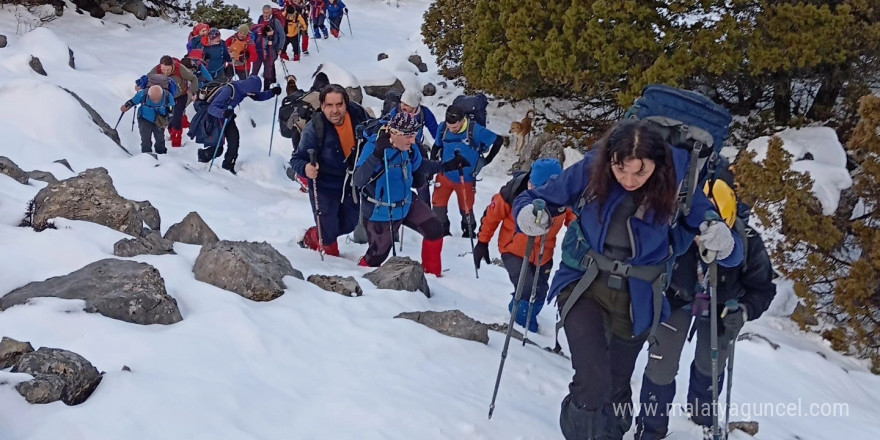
[278,90,320,139]
[452,93,489,126]
[382,91,402,118]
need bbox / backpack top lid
[629,84,732,153]
[451,93,489,127]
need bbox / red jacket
[225,35,257,73]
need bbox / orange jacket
[478,192,575,266]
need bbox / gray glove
[516,203,550,237]
[700,220,734,260]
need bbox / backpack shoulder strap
[733,217,750,274]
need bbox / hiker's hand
[344,7,348,13]
[721,305,747,338]
[271,84,283,95]
[222,108,235,119]
[305,162,319,179]
[373,132,391,159]
[120,104,130,113]
[441,155,469,172]
[699,220,734,260]
[473,241,490,269]
[516,203,550,237]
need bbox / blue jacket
[195,64,213,88]
[435,120,498,183]
[388,105,439,146]
[129,89,174,124]
[326,0,346,18]
[257,15,286,49]
[290,102,371,192]
[207,76,275,119]
[354,133,423,222]
[513,148,744,336]
[202,42,232,78]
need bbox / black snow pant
[308,184,359,246]
[197,117,240,167]
[138,118,166,154]
[169,94,188,131]
[363,199,443,266]
[500,253,551,305]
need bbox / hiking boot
[293,54,301,62]
[182,114,190,129]
[221,159,236,175]
[303,50,309,55]
[280,52,289,61]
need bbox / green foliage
[422,0,477,80]
[191,0,250,30]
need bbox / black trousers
[138,118,166,154]
[197,117,240,165]
[363,199,442,266]
[169,94,187,131]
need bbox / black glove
[441,155,470,172]
[372,132,392,159]
[721,305,746,338]
[222,108,235,119]
[665,286,693,310]
[344,7,348,13]
[430,144,441,160]
[473,241,490,269]
[271,85,283,95]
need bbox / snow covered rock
[0,156,29,184]
[164,211,220,246]
[378,53,388,61]
[407,54,422,69]
[12,347,102,405]
[362,78,405,100]
[120,0,148,20]
[113,230,175,257]
[32,167,158,237]
[60,87,126,152]
[193,241,303,301]
[422,83,436,97]
[0,259,183,325]
[395,310,489,344]
[29,56,46,76]
[0,337,34,369]
[363,256,430,298]
[307,275,363,297]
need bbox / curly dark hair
[586,119,677,224]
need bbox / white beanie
[401,89,422,108]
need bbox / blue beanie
[530,158,563,187]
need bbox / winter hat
[530,158,563,187]
[192,23,209,37]
[445,105,465,124]
[401,90,422,109]
[208,28,221,41]
[388,111,421,136]
[238,24,251,34]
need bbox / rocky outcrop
[364,256,430,298]
[60,87,128,154]
[509,133,565,174]
[164,212,219,245]
[307,275,363,297]
[12,347,102,405]
[29,56,47,76]
[0,337,35,369]
[0,156,29,184]
[363,78,405,100]
[113,230,175,257]
[193,241,303,301]
[395,310,489,344]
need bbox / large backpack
[452,93,489,127]
[279,90,320,139]
[187,80,235,147]
[382,91,403,117]
[136,73,179,97]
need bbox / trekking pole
[113,111,125,131]
[131,106,137,131]
[345,11,352,37]
[208,111,232,171]
[399,222,404,252]
[455,149,478,279]
[269,91,279,156]
[279,57,290,78]
[699,233,721,440]
[522,229,548,346]
[382,149,397,257]
[311,21,320,52]
[722,299,740,438]
[488,199,543,420]
[308,149,325,261]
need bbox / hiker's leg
[152,121,167,154]
[222,119,240,166]
[137,118,152,153]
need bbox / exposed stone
[509,133,565,174]
[164,211,219,246]
[362,78,405,100]
[120,0,148,20]
[12,348,102,405]
[132,200,160,232]
[407,54,422,68]
[729,421,760,436]
[60,87,128,154]
[438,81,448,89]
[0,156,29,184]
[54,159,73,172]
[1,259,182,325]
[364,256,430,298]
[26,170,57,184]
[16,374,65,404]
[68,47,75,69]
[307,275,363,297]
[193,240,303,301]
[0,337,35,369]
[395,310,489,344]
[422,83,436,97]
[417,62,428,73]
[0,35,7,49]
[377,53,388,61]
[346,86,363,105]
[29,56,47,76]
[791,302,819,326]
[113,230,175,257]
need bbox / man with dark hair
[290,84,370,257]
[148,55,198,147]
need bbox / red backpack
[271,8,287,29]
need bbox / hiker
[202,28,232,80]
[121,85,174,154]
[226,24,257,81]
[352,112,469,275]
[325,0,347,38]
[387,90,438,201]
[430,104,503,237]
[310,0,329,40]
[181,50,213,88]
[187,23,209,52]
[633,172,776,440]
[290,84,370,257]
[513,119,743,440]
[282,3,308,61]
[194,76,282,174]
[475,158,574,332]
[252,5,285,90]
[144,56,198,148]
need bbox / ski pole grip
[453,149,464,176]
[308,149,317,166]
[532,199,546,214]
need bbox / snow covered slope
[0,2,879,439]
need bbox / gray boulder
[363,78,405,100]
[29,56,47,76]
[164,211,219,245]
[61,87,128,154]
[422,83,437,97]
[0,156,29,184]
[510,133,565,174]
[0,35,7,49]
[417,62,428,73]
[120,0,148,20]
[193,241,303,301]
[307,275,363,297]
[0,337,35,369]
[133,200,160,231]
[377,53,388,61]
[26,170,58,184]
[0,259,182,325]
[407,54,422,68]
[395,310,489,344]
[346,86,364,105]
[54,159,73,172]
[114,230,175,257]
[364,256,430,298]
[791,302,819,326]
[12,347,102,405]
[32,168,156,237]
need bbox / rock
[32,168,156,237]
[193,240,303,301]
[728,421,760,436]
[438,81,448,89]
[120,0,148,20]
[12,347,102,405]
[108,5,125,14]
[29,56,47,76]
[0,337,35,369]
[377,53,388,61]
[16,374,66,404]
[362,78,405,100]
[737,332,781,350]
[307,275,362,297]
[395,310,489,344]
[422,83,437,97]
[1,259,183,325]
[0,35,7,49]
[364,256,430,298]
[60,87,128,154]
[417,62,428,73]
[26,170,58,184]
[68,47,75,69]
[132,200,160,232]
[0,156,29,185]
[113,230,175,257]
[509,133,565,174]
[407,54,422,68]
[164,211,219,245]
[346,86,363,105]
[791,302,819,326]
[54,159,73,172]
